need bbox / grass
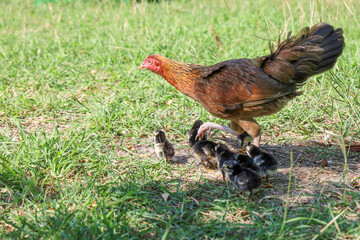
[0,0,359,239]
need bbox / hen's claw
[196,123,213,140]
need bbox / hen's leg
[237,118,261,147]
[195,120,261,147]
[196,122,242,140]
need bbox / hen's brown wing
[192,23,344,118]
[193,59,295,117]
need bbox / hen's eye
[148,60,152,64]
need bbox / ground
[121,131,360,207]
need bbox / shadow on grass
[2,178,256,239]
[2,171,360,239]
[2,139,360,239]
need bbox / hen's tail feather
[261,23,345,86]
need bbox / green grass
[1,0,360,239]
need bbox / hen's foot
[196,122,242,140]
[196,122,214,140]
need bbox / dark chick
[237,132,253,149]
[187,120,207,148]
[153,130,175,162]
[222,161,262,203]
[140,23,344,147]
[215,143,237,182]
[192,140,218,169]
[188,120,217,169]
[237,153,261,174]
[246,145,278,188]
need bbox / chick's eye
[148,60,152,64]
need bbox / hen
[140,23,345,146]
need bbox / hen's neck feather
[156,56,203,100]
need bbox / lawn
[0,0,359,239]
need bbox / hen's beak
[138,63,146,70]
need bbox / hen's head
[139,55,162,75]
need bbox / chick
[237,132,253,148]
[187,120,207,147]
[222,160,262,203]
[187,120,216,168]
[153,130,175,162]
[237,154,261,174]
[192,140,218,169]
[215,143,237,182]
[246,145,278,188]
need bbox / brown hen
[139,23,345,146]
